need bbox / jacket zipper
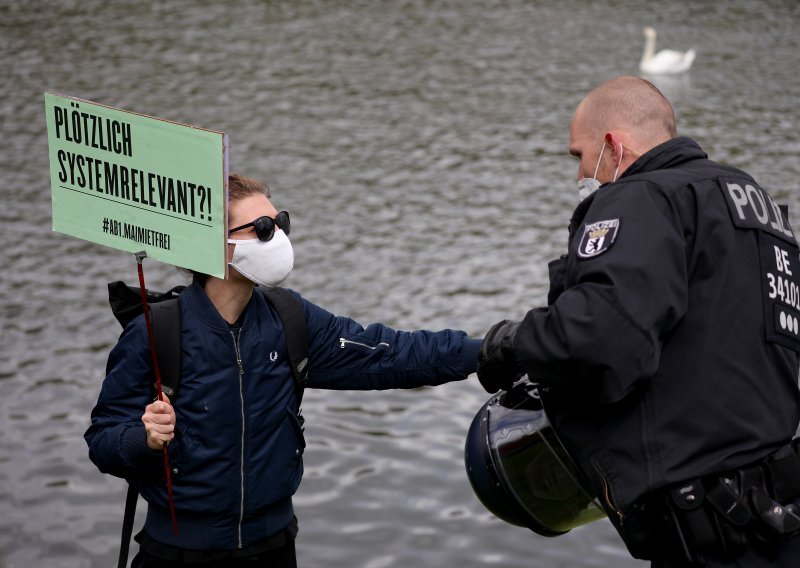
[592,459,624,525]
[231,328,245,549]
[339,338,390,350]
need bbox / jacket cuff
[121,424,163,467]
[461,337,482,374]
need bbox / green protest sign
[44,92,228,278]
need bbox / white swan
[639,26,695,75]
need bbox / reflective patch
[759,232,800,353]
[577,219,620,259]
[723,181,795,243]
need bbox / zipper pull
[231,329,244,374]
[339,337,390,350]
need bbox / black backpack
[106,281,309,567]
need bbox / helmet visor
[486,383,606,534]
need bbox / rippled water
[2,1,799,567]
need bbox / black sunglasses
[229,211,291,242]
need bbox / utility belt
[641,439,800,563]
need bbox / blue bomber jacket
[85,281,480,551]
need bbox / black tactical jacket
[516,137,800,530]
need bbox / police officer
[477,76,800,567]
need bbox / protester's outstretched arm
[294,294,481,390]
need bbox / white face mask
[228,230,294,287]
[576,176,601,202]
[576,142,623,202]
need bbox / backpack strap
[261,287,309,408]
[111,292,181,568]
[150,299,182,399]
[118,482,139,568]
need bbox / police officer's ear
[604,132,624,168]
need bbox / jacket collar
[182,278,260,331]
[568,137,707,238]
[620,136,708,179]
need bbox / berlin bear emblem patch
[577,219,620,259]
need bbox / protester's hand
[477,320,524,393]
[143,394,175,450]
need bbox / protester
[86,173,481,567]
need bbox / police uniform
[514,137,800,564]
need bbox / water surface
[1,1,799,566]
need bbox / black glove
[477,320,525,393]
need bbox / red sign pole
[135,251,179,535]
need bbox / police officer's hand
[143,394,175,451]
[477,320,525,393]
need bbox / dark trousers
[131,540,297,568]
[651,533,800,568]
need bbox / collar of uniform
[566,137,707,237]
[619,136,708,180]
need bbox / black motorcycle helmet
[464,378,605,536]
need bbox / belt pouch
[765,445,800,503]
[666,479,717,562]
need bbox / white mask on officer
[228,230,294,287]
[577,142,623,202]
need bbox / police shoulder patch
[577,219,620,259]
